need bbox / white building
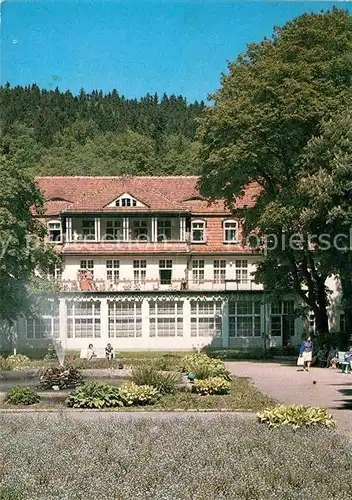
[11,176,345,353]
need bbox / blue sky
[2,1,351,101]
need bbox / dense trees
[197,7,352,334]
[0,86,204,176]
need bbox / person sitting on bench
[86,343,96,360]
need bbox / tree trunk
[312,279,330,334]
[314,307,330,334]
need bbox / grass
[0,377,274,411]
[0,414,351,500]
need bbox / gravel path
[226,361,352,438]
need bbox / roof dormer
[106,192,147,208]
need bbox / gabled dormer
[106,192,147,208]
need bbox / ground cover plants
[1,414,351,500]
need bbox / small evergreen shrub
[119,382,159,406]
[40,365,83,390]
[192,377,231,395]
[181,354,231,380]
[132,365,178,394]
[43,345,58,361]
[257,405,336,429]
[66,382,123,409]
[5,386,41,406]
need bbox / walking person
[298,336,314,372]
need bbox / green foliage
[40,365,83,390]
[197,8,352,334]
[119,382,160,406]
[1,85,204,177]
[257,405,335,429]
[192,377,231,396]
[131,365,179,394]
[66,382,123,409]
[0,156,59,323]
[181,353,232,380]
[5,354,31,370]
[5,386,40,406]
[43,345,58,362]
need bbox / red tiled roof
[35,176,260,216]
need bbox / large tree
[197,7,352,333]
[0,157,58,327]
[297,109,352,335]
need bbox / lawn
[0,415,350,500]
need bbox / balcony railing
[57,278,263,292]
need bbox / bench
[80,348,115,360]
[337,351,351,373]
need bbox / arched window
[191,220,206,243]
[223,219,238,243]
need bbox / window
[105,220,123,240]
[159,259,172,285]
[106,260,119,283]
[190,301,222,337]
[82,220,95,240]
[131,220,149,241]
[191,220,205,242]
[192,260,205,284]
[235,260,248,283]
[149,301,183,337]
[50,264,63,281]
[80,260,94,275]
[229,301,261,337]
[157,220,172,241]
[270,300,295,337]
[133,260,147,283]
[308,313,316,334]
[67,301,101,338]
[223,220,238,243]
[116,197,137,207]
[214,260,226,283]
[26,317,60,339]
[108,301,142,338]
[48,220,62,243]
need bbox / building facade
[12,176,344,352]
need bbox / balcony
[57,278,264,293]
[65,216,187,243]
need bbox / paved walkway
[226,361,352,438]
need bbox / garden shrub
[43,345,58,361]
[181,353,231,380]
[119,382,159,406]
[66,382,122,409]
[257,405,336,429]
[152,353,183,371]
[5,354,31,370]
[5,386,41,406]
[0,356,11,371]
[40,365,83,390]
[132,365,179,394]
[192,377,231,395]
